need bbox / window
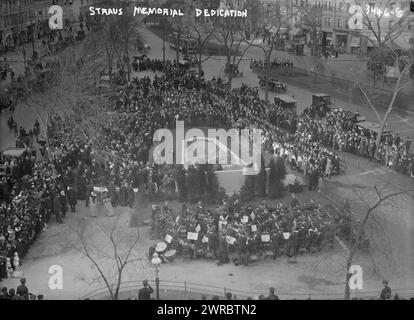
[389,20,394,29]
[337,18,342,28]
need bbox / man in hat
[67,186,77,213]
[52,192,63,224]
[138,280,153,300]
[266,287,279,300]
[290,193,299,209]
[59,190,68,218]
[16,278,29,299]
[380,280,391,300]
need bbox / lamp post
[151,252,162,300]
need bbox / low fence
[79,279,414,300]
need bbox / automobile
[178,60,191,69]
[303,93,333,118]
[224,63,243,77]
[1,147,28,162]
[258,75,287,92]
[355,121,392,139]
[274,95,296,110]
[183,54,197,66]
[133,54,147,61]
[338,109,366,123]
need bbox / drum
[195,248,205,258]
[155,241,167,253]
[181,244,193,259]
[164,249,176,262]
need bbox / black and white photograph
[0,0,413,304]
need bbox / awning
[350,37,360,47]
[389,36,412,51]
[289,28,303,36]
[270,26,288,34]
[2,148,26,158]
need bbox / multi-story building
[33,0,53,38]
[290,0,414,55]
[52,0,100,25]
[0,0,36,51]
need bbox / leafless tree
[296,1,323,57]
[212,1,251,89]
[357,52,413,151]
[245,1,298,102]
[343,185,405,300]
[360,0,414,85]
[361,0,413,49]
[71,216,141,300]
[23,34,110,154]
[182,0,216,82]
[115,10,139,82]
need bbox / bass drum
[163,249,176,262]
[155,241,167,254]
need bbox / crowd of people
[0,278,43,300]
[150,197,356,265]
[0,52,411,284]
[250,58,294,75]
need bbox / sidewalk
[0,23,85,90]
[0,40,48,90]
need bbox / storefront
[335,33,348,52]
[349,36,360,55]
[4,32,13,49]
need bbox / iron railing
[80,279,414,300]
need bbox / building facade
[0,0,36,51]
[290,0,414,54]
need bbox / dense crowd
[150,197,357,265]
[1,54,411,281]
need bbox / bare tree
[245,1,297,102]
[163,0,193,67]
[296,1,323,57]
[23,34,110,154]
[360,0,414,84]
[100,15,121,79]
[343,185,405,300]
[212,1,251,89]
[361,1,413,49]
[71,216,141,300]
[357,53,413,152]
[183,0,216,83]
[115,9,139,82]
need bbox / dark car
[258,75,287,92]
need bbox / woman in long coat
[103,192,115,217]
[89,192,98,217]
